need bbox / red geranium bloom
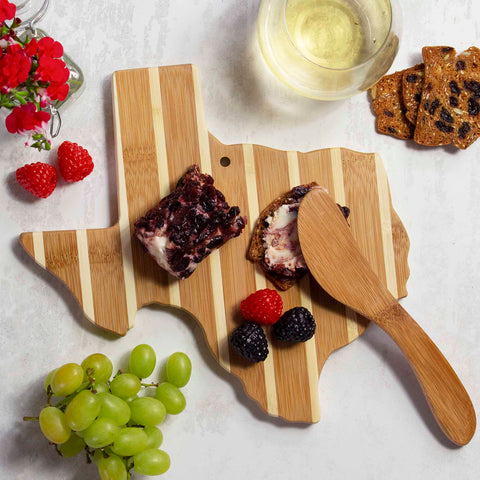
[35,55,69,84]
[0,43,31,92]
[46,81,69,101]
[0,0,16,24]
[23,37,39,57]
[6,103,50,136]
[37,36,63,59]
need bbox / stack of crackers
[370,46,480,149]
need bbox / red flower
[46,81,69,101]
[37,36,63,59]
[0,43,31,92]
[23,37,38,57]
[0,0,16,24]
[35,55,69,84]
[6,103,50,136]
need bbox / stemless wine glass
[257,0,401,100]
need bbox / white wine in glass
[258,0,401,100]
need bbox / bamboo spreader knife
[297,187,476,445]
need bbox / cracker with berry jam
[402,64,425,124]
[370,70,415,140]
[414,46,480,149]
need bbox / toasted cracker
[414,46,480,149]
[370,70,415,140]
[247,183,317,291]
[402,64,425,124]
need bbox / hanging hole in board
[220,156,231,167]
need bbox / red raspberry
[16,162,57,198]
[240,289,283,325]
[57,141,94,182]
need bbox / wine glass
[257,0,401,100]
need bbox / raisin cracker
[402,64,425,124]
[414,46,480,149]
[370,70,414,140]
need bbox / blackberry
[273,307,316,342]
[230,323,268,363]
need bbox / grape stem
[86,447,95,464]
[53,392,77,409]
[22,416,39,422]
[46,385,53,405]
[141,382,160,387]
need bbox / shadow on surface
[360,325,462,449]
[203,0,341,136]
[7,377,97,480]
[102,75,119,227]
[11,236,121,341]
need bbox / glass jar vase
[14,0,85,137]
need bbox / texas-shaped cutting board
[20,65,410,423]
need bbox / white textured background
[1,0,479,479]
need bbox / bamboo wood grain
[19,64,410,423]
[298,188,476,444]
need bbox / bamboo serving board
[20,65,410,423]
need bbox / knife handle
[372,303,476,445]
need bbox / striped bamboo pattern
[19,65,410,423]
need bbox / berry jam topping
[134,164,246,279]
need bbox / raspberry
[16,162,57,198]
[273,307,316,342]
[57,141,94,182]
[240,288,283,325]
[230,323,268,363]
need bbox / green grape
[93,448,116,465]
[97,392,131,426]
[50,363,84,396]
[97,454,127,480]
[103,447,116,457]
[83,417,120,449]
[58,433,85,457]
[166,352,192,387]
[110,374,141,399]
[130,397,166,426]
[93,448,104,465]
[39,407,71,444]
[144,426,163,449]
[65,390,101,431]
[123,395,138,404]
[93,382,109,394]
[111,427,148,456]
[134,448,170,476]
[81,353,113,384]
[129,344,156,379]
[43,369,57,392]
[155,382,186,414]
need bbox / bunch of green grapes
[25,346,192,480]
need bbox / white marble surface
[1,0,479,478]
